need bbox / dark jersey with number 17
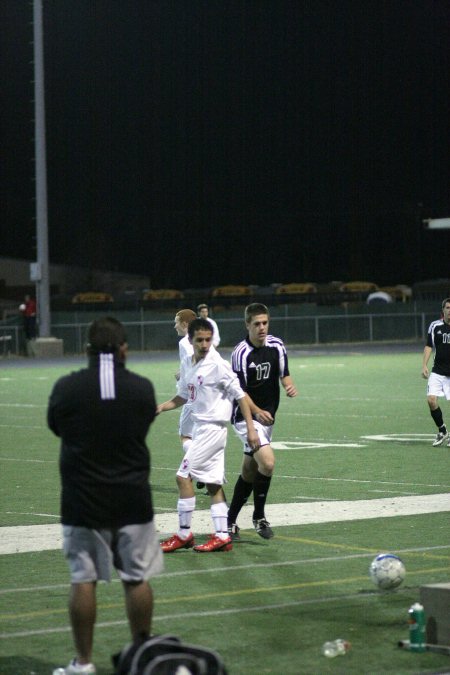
[231,334,290,424]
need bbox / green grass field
[1,346,450,674]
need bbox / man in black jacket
[48,317,163,675]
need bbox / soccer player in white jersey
[157,318,259,552]
[174,309,197,453]
[197,303,221,347]
[422,297,450,446]
[228,303,297,540]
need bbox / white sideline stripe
[0,592,384,640]
[1,493,450,555]
[2,545,449,596]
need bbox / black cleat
[253,518,274,539]
[196,481,206,490]
[227,523,241,541]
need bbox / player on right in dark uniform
[422,297,450,446]
[228,303,297,540]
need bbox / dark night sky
[1,0,449,290]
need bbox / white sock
[211,501,229,540]
[177,497,195,539]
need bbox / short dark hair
[245,303,270,324]
[442,298,450,310]
[197,303,209,313]
[188,317,213,339]
[87,317,127,354]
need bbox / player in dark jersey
[228,303,297,539]
[422,298,450,446]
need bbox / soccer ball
[369,553,405,590]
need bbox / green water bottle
[408,602,426,652]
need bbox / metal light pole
[33,0,51,337]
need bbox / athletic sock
[211,501,229,540]
[252,471,272,521]
[177,496,195,539]
[227,476,253,526]
[430,407,445,430]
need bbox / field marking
[362,433,435,442]
[0,591,395,639]
[0,402,46,408]
[273,441,367,449]
[1,493,449,555]
[2,566,450,630]
[277,474,450,489]
[2,544,449,598]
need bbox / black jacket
[47,355,157,528]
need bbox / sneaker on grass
[253,518,274,539]
[53,658,96,674]
[160,533,195,553]
[193,534,232,552]
[432,430,449,446]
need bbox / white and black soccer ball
[369,553,405,590]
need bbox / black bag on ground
[112,633,228,675]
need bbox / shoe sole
[432,438,448,446]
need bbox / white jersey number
[255,362,271,380]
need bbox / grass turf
[0,347,449,674]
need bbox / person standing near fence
[422,297,450,447]
[19,294,37,356]
[197,303,221,347]
[47,317,163,674]
[227,303,297,540]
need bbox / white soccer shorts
[176,422,227,484]
[233,419,273,455]
[427,372,450,400]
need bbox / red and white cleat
[193,535,233,552]
[160,533,195,553]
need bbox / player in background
[197,303,221,347]
[422,297,450,446]
[157,318,259,553]
[228,303,297,540]
[174,309,197,454]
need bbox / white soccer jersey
[178,348,245,425]
[179,334,194,361]
[207,317,221,347]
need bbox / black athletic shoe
[196,481,205,490]
[227,523,241,541]
[253,518,274,539]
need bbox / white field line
[2,544,449,596]
[1,493,449,555]
[0,592,392,640]
[0,402,46,407]
[2,456,449,490]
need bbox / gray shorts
[62,521,164,584]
